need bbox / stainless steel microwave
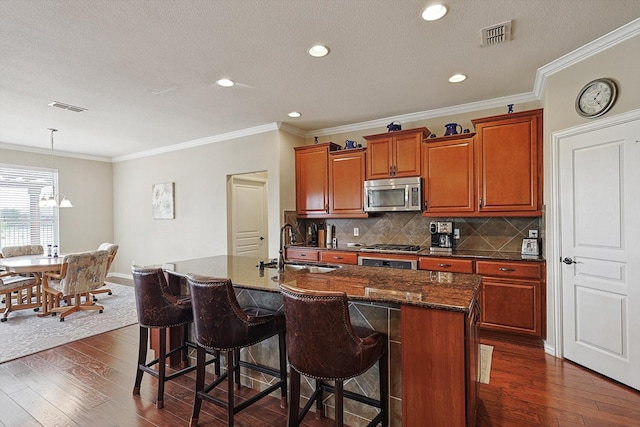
[364,177,422,212]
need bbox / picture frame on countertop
[152,182,175,219]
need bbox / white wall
[111,129,304,274]
[0,147,113,253]
[540,34,640,353]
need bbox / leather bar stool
[131,266,218,409]
[280,284,388,427]
[186,274,288,427]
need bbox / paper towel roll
[326,224,333,247]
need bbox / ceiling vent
[481,20,512,46]
[48,101,87,113]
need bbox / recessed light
[216,78,235,87]
[288,111,301,118]
[449,73,467,83]
[421,4,448,21]
[308,45,329,58]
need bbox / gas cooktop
[359,244,423,254]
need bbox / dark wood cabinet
[285,247,320,262]
[472,109,543,216]
[476,259,546,338]
[402,303,479,427]
[319,250,359,265]
[418,256,474,273]
[328,148,367,217]
[421,134,475,215]
[295,143,340,217]
[364,128,428,179]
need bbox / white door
[229,175,268,258]
[558,116,640,390]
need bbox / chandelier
[38,128,73,208]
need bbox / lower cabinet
[285,248,319,262]
[402,303,479,427]
[476,260,546,338]
[418,256,474,273]
[319,250,358,265]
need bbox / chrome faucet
[278,223,295,272]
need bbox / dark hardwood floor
[1,324,639,426]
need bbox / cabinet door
[328,149,367,216]
[473,109,543,215]
[393,131,423,177]
[480,277,543,337]
[422,136,475,214]
[295,144,333,216]
[365,137,394,179]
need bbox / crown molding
[305,92,538,137]
[112,122,280,162]
[0,142,111,163]
[278,122,306,137]
[534,17,640,96]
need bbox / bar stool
[186,274,288,427]
[280,284,388,427]
[131,266,218,409]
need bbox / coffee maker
[430,221,454,252]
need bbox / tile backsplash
[284,211,543,253]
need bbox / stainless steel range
[358,244,422,270]
[359,244,422,254]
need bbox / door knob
[259,236,265,241]
[562,257,581,265]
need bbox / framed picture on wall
[152,182,175,219]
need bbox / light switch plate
[454,229,460,239]
[353,227,359,237]
[529,230,538,238]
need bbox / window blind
[0,164,59,249]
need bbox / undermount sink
[284,263,340,274]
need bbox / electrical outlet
[353,227,359,237]
[454,229,460,239]
[529,230,538,238]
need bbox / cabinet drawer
[419,257,474,273]
[285,248,320,262]
[320,250,358,265]
[475,260,543,280]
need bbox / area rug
[480,344,494,384]
[0,282,137,364]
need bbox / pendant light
[38,128,73,208]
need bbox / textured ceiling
[1,0,639,160]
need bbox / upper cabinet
[295,143,340,217]
[328,148,368,217]
[472,109,543,216]
[422,134,476,215]
[364,128,429,179]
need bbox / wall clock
[575,78,617,118]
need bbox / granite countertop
[166,255,481,313]
[286,244,545,261]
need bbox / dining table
[0,254,63,316]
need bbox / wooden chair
[90,243,118,301]
[42,250,110,321]
[0,245,44,321]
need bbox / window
[0,164,59,249]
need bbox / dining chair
[90,243,118,301]
[42,250,110,321]
[0,245,44,321]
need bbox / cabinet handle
[300,253,307,257]
[325,204,329,213]
[498,267,515,272]
[438,263,452,268]
[333,256,343,260]
[424,200,428,210]
[479,198,483,210]
[389,165,393,176]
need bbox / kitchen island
[165,255,482,427]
